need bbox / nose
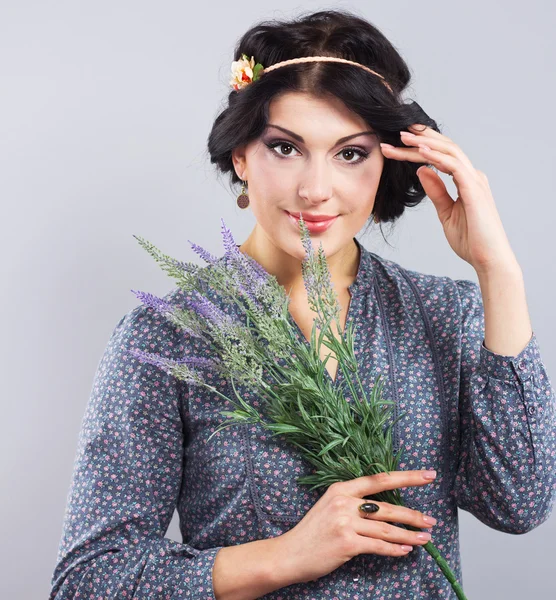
[298,158,333,204]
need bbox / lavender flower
[128,348,221,387]
[130,290,175,315]
[187,240,219,265]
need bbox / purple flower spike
[188,290,238,330]
[219,218,270,292]
[220,218,241,257]
[128,348,173,370]
[178,355,220,369]
[243,254,271,284]
[128,348,217,369]
[187,240,218,265]
[130,290,175,315]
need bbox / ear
[231,145,247,181]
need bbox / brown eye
[336,146,370,165]
[265,140,301,159]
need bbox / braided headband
[230,54,393,94]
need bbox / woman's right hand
[274,470,438,585]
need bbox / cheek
[352,155,383,196]
[341,165,381,201]
[248,158,296,201]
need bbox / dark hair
[207,8,442,236]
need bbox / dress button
[353,576,360,582]
[528,405,536,415]
[517,360,526,370]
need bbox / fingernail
[380,143,394,148]
[422,470,437,480]
[401,545,413,552]
[416,532,431,541]
[423,515,437,525]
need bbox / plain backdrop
[1,1,555,597]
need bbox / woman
[49,9,556,599]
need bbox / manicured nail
[422,470,437,480]
[380,143,394,148]
[423,515,437,525]
[401,545,413,552]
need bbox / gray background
[2,1,554,597]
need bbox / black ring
[359,502,380,515]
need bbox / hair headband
[230,53,393,93]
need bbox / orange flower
[229,53,264,90]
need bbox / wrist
[261,533,301,588]
[212,535,301,600]
[474,256,522,280]
[268,529,311,587]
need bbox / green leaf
[266,423,304,434]
[316,437,346,457]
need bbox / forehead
[267,91,371,134]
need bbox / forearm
[213,536,295,600]
[476,259,533,357]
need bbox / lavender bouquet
[129,217,467,600]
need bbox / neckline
[347,237,370,297]
[216,238,373,388]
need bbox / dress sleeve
[49,303,224,599]
[452,278,556,534]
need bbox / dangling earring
[237,180,249,209]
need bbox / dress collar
[348,237,374,297]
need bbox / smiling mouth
[285,210,339,233]
[285,211,339,222]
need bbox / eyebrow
[265,123,377,145]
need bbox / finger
[408,123,450,140]
[399,132,475,172]
[380,144,434,165]
[355,498,437,530]
[354,536,415,557]
[380,143,466,180]
[354,516,432,547]
[339,469,437,498]
[416,146,479,189]
[416,166,455,222]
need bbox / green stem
[404,524,468,599]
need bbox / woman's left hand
[380,124,518,274]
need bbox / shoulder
[106,287,191,363]
[364,249,479,316]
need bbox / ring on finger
[358,502,380,516]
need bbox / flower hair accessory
[230,54,265,91]
[229,54,393,93]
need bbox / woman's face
[231,91,385,264]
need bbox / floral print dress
[49,237,556,599]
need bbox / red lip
[286,211,338,222]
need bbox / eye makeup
[263,138,371,166]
